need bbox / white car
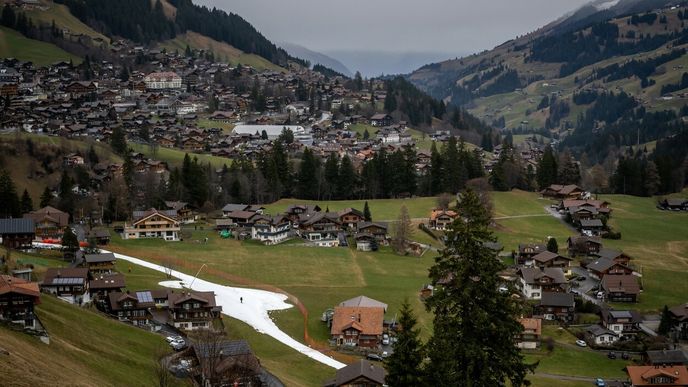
[382,334,390,345]
[575,339,587,347]
[166,335,183,343]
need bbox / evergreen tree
[61,226,80,256]
[442,136,462,193]
[658,305,675,336]
[297,147,319,199]
[363,201,372,222]
[363,128,370,140]
[392,204,412,254]
[537,145,558,189]
[1,5,16,28]
[425,189,535,386]
[547,237,559,253]
[323,153,339,200]
[337,155,356,199]
[0,169,20,218]
[20,189,33,214]
[557,150,580,185]
[88,145,99,164]
[385,300,424,386]
[110,127,127,155]
[58,171,75,219]
[40,186,53,208]
[429,142,443,195]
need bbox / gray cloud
[194,0,591,54]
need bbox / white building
[144,72,182,90]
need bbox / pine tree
[442,136,462,193]
[20,189,33,214]
[385,300,424,386]
[0,169,20,218]
[547,237,559,253]
[61,226,80,256]
[363,201,371,222]
[110,127,127,155]
[323,153,339,200]
[297,147,319,199]
[537,145,558,189]
[337,155,356,199]
[425,188,535,386]
[429,142,443,195]
[40,186,53,208]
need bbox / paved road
[534,372,595,382]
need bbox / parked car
[171,340,186,351]
[576,275,586,281]
[607,351,617,359]
[621,352,630,360]
[596,291,606,299]
[595,378,606,387]
[166,335,183,343]
[366,353,383,361]
[575,339,587,347]
[382,334,390,345]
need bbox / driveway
[570,266,599,295]
[101,249,347,370]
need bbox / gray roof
[194,339,253,359]
[646,350,688,365]
[586,324,618,337]
[222,203,250,212]
[587,258,616,273]
[339,295,388,312]
[580,218,604,228]
[0,218,35,234]
[519,267,567,284]
[84,252,116,263]
[595,248,625,261]
[540,292,575,307]
[326,360,386,387]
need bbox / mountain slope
[409,1,688,133]
[279,42,353,77]
[0,26,80,66]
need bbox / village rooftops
[222,203,251,213]
[0,218,35,234]
[646,350,688,366]
[625,365,688,386]
[23,206,69,227]
[539,292,575,307]
[518,267,567,284]
[42,268,89,286]
[338,295,388,312]
[0,275,40,299]
[89,273,126,290]
[601,275,641,295]
[532,251,572,264]
[323,360,386,387]
[84,252,117,264]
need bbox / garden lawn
[128,143,232,169]
[0,27,81,67]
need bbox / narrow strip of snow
[103,248,346,369]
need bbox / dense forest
[384,76,446,126]
[529,21,686,77]
[54,0,305,67]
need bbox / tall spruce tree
[20,189,33,214]
[40,186,53,208]
[537,145,558,189]
[425,189,535,386]
[0,169,20,218]
[385,300,424,386]
[297,147,319,199]
[363,201,372,222]
[658,305,675,336]
[547,237,559,253]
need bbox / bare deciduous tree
[392,205,412,254]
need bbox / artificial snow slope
[103,249,346,370]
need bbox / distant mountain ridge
[279,42,353,77]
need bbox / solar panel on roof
[136,291,153,303]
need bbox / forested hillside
[54,0,306,67]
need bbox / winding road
[101,249,346,370]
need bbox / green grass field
[26,2,109,44]
[0,27,81,67]
[0,296,171,387]
[128,142,232,169]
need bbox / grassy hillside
[410,5,688,131]
[25,1,109,44]
[0,133,121,201]
[0,27,80,67]
[159,31,284,72]
[0,297,169,387]
[128,142,231,170]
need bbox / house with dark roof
[299,212,341,247]
[323,360,386,387]
[586,258,634,279]
[80,252,117,275]
[251,215,290,245]
[669,303,688,340]
[0,218,35,249]
[535,292,575,322]
[0,275,41,330]
[517,243,547,265]
[40,267,91,304]
[190,339,263,387]
[601,275,641,303]
[645,350,688,366]
[529,251,573,274]
[567,235,602,256]
[593,248,632,266]
[221,203,251,217]
[338,208,364,229]
[23,206,69,239]
[108,290,155,326]
[167,290,222,331]
[429,209,458,231]
[601,309,642,337]
[517,267,567,300]
[356,222,388,245]
[541,184,584,200]
[89,273,126,300]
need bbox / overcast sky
[195,0,592,54]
